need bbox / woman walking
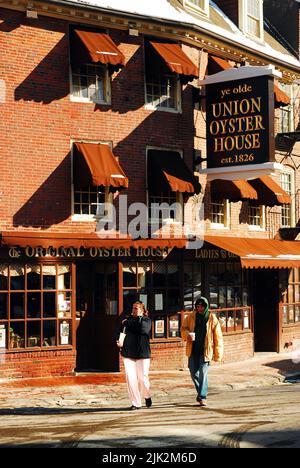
[117,301,152,410]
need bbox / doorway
[252,269,279,352]
[75,262,119,372]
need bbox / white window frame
[210,199,230,229]
[239,0,264,41]
[70,63,111,105]
[183,0,209,16]
[146,147,184,225]
[280,170,295,228]
[71,140,114,222]
[144,72,182,114]
[248,203,266,231]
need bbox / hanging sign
[206,76,275,169]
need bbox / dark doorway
[252,269,279,352]
[75,262,119,372]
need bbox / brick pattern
[281,326,300,353]
[0,350,76,379]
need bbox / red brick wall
[281,325,300,353]
[0,350,76,379]
[0,8,197,233]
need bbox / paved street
[0,354,299,449]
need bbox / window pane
[59,320,71,346]
[58,265,71,290]
[10,265,25,290]
[137,264,152,289]
[0,324,7,349]
[167,289,181,313]
[0,293,7,319]
[43,321,56,347]
[0,265,8,290]
[27,292,41,318]
[10,293,25,319]
[43,265,56,290]
[123,264,137,288]
[167,264,180,287]
[183,264,193,286]
[10,322,25,349]
[43,292,56,318]
[27,265,41,290]
[184,287,193,311]
[153,264,166,287]
[27,321,41,348]
[58,291,72,319]
[123,290,138,315]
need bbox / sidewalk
[0,353,299,410]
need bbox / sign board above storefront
[199,65,284,181]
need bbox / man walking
[181,297,223,407]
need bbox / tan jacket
[181,311,224,362]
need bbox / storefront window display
[0,263,73,350]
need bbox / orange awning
[211,180,258,202]
[73,30,125,69]
[149,42,198,80]
[148,150,201,194]
[274,84,290,108]
[1,232,188,250]
[74,143,128,191]
[205,236,300,269]
[207,55,232,75]
[248,176,291,206]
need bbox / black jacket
[120,316,152,359]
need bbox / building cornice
[0,0,299,80]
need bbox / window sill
[248,225,265,232]
[70,96,111,106]
[72,214,113,223]
[210,223,229,230]
[149,219,183,225]
[144,104,181,114]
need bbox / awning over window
[74,143,128,190]
[1,232,188,250]
[205,236,300,269]
[210,179,258,202]
[248,176,291,206]
[274,84,291,108]
[207,55,232,75]
[72,30,125,70]
[149,42,199,81]
[148,150,201,195]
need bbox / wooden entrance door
[75,262,119,372]
[252,269,279,352]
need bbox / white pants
[123,358,151,408]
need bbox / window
[149,191,183,224]
[145,43,181,112]
[122,262,182,340]
[183,263,202,311]
[280,269,300,326]
[280,172,293,228]
[249,202,264,229]
[240,0,263,40]
[0,264,73,350]
[208,262,251,334]
[184,0,209,15]
[72,143,114,220]
[71,64,110,104]
[278,84,293,134]
[210,199,229,227]
[73,185,112,218]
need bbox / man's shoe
[196,396,201,403]
[199,399,207,407]
[129,405,140,410]
[145,398,152,408]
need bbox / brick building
[1,0,300,378]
